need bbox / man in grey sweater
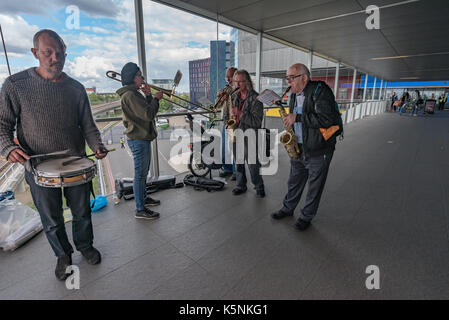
[0,29,108,280]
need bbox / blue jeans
[221,125,235,173]
[25,171,94,257]
[127,139,152,211]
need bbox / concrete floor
[0,110,448,300]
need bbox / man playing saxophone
[271,63,340,231]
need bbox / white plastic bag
[0,192,43,251]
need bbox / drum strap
[90,182,96,209]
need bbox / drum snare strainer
[33,156,97,188]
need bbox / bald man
[271,63,340,231]
[0,29,107,280]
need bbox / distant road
[91,100,121,116]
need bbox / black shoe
[295,218,311,231]
[232,187,247,195]
[145,196,160,206]
[230,173,236,181]
[135,207,160,220]
[271,210,293,220]
[219,170,232,178]
[81,247,102,265]
[256,189,265,198]
[55,255,72,281]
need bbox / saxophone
[278,86,301,159]
[226,94,237,142]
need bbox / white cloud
[1,0,234,93]
[80,26,112,34]
[0,14,40,55]
[0,65,9,86]
[0,0,120,18]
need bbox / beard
[45,62,64,78]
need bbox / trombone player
[116,62,163,220]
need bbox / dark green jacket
[116,85,159,141]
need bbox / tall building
[210,40,235,102]
[152,79,174,91]
[189,57,210,107]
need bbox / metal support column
[333,62,340,98]
[134,0,159,177]
[379,79,384,100]
[363,73,368,101]
[350,68,357,104]
[255,32,262,93]
[372,77,377,100]
[307,50,313,75]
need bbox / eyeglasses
[285,73,305,82]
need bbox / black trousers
[233,137,264,191]
[282,151,334,222]
[25,171,94,257]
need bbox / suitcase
[115,175,183,200]
[424,99,436,114]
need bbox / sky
[0,0,232,93]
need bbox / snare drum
[33,157,97,188]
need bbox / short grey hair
[33,29,66,53]
[233,69,254,91]
[290,63,311,80]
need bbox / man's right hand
[7,148,30,163]
[154,90,163,100]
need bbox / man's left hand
[283,113,297,128]
[95,146,108,159]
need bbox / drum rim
[33,157,96,178]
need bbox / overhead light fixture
[400,77,420,80]
[371,56,410,60]
[371,51,449,61]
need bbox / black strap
[90,182,96,208]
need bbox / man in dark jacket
[117,62,163,220]
[271,63,340,231]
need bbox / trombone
[106,70,214,117]
[210,85,239,113]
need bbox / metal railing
[340,100,387,124]
[0,162,24,193]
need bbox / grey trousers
[282,151,334,222]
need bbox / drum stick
[62,148,116,166]
[29,149,71,159]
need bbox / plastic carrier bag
[0,191,43,251]
[90,195,108,213]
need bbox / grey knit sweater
[0,68,104,159]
